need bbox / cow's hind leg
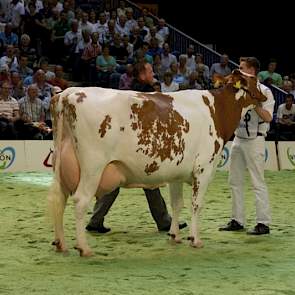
[189,164,215,248]
[168,183,184,243]
[48,179,68,253]
[72,172,101,257]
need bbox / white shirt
[277,103,295,121]
[235,83,275,139]
[161,81,179,92]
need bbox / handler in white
[220,57,275,235]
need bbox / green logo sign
[287,147,295,167]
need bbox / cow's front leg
[168,183,184,243]
[189,164,214,248]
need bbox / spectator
[157,18,169,42]
[118,63,133,90]
[210,54,231,80]
[276,93,295,140]
[18,84,45,124]
[0,81,19,139]
[10,71,26,100]
[160,43,177,73]
[50,65,68,90]
[161,71,179,92]
[184,45,195,72]
[0,23,19,48]
[96,44,116,87]
[258,59,283,87]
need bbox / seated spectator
[184,45,195,72]
[78,11,94,35]
[0,23,19,48]
[194,54,209,85]
[18,34,37,68]
[141,7,153,28]
[117,0,127,17]
[183,71,202,90]
[210,54,231,80]
[160,43,177,73]
[0,44,18,69]
[145,26,164,49]
[96,44,116,87]
[11,54,33,80]
[147,37,162,58]
[170,62,186,87]
[119,63,133,90]
[109,33,128,65]
[50,65,69,90]
[18,84,45,134]
[137,17,149,39]
[129,26,144,51]
[115,14,129,37]
[38,57,55,81]
[153,81,161,92]
[153,53,164,81]
[161,71,179,92]
[157,18,169,42]
[258,59,283,87]
[125,7,137,33]
[0,64,11,84]
[10,71,26,100]
[122,35,133,60]
[276,93,295,140]
[178,54,190,80]
[0,81,19,139]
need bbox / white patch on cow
[235,89,246,100]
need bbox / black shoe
[86,224,111,234]
[158,222,188,232]
[219,219,244,231]
[247,223,270,235]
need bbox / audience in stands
[0,1,292,140]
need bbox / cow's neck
[208,86,244,143]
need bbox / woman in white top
[161,71,179,92]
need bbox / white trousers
[228,136,271,226]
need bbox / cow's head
[228,69,267,105]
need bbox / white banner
[265,142,278,171]
[0,141,26,172]
[278,141,295,170]
[24,141,54,172]
[217,141,278,171]
[0,140,285,172]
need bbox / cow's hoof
[168,233,182,244]
[74,246,93,257]
[52,239,67,253]
[191,239,204,248]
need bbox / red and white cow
[48,70,267,256]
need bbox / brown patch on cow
[120,127,125,132]
[130,93,190,166]
[76,92,86,103]
[62,95,77,130]
[214,140,220,155]
[209,125,213,136]
[192,177,200,214]
[50,94,60,135]
[99,115,112,138]
[209,140,221,163]
[144,161,160,175]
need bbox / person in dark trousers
[86,61,187,233]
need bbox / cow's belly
[59,138,170,196]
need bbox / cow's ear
[212,73,225,88]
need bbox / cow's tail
[47,105,67,250]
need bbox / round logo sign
[287,147,295,167]
[218,146,229,168]
[0,147,16,169]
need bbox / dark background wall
[137,0,293,75]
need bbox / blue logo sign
[0,147,16,169]
[218,146,229,168]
